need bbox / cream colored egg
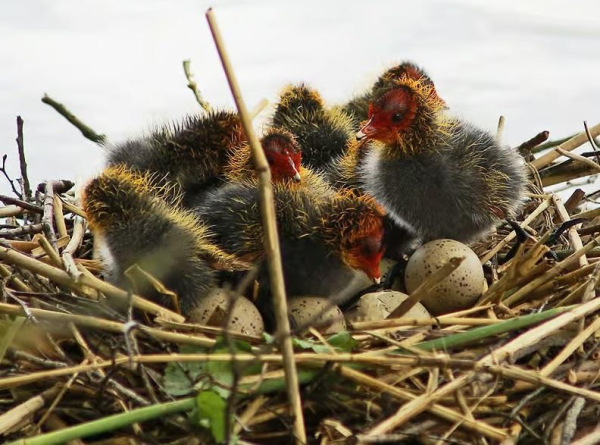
[187,289,264,336]
[405,239,484,315]
[345,291,430,323]
[288,296,346,335]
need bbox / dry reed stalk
[531,122,600,170]
[205,8,306,443]
[350,316,499,331]
[0,263,29,292]
[15,116,32,201]
[336,365,508,441]
[496,116,505,143]
[0,205,24,218]
[38,236,62,268]
[233,395,269,435]
[541,163,599,187]
[480,197,551,264]
[52,194,68,239]
[0,243,186,321]
[364,295,600,436]
[504,235,600,306]
[0,194,42,214]
[62,215,85,280]
[555,147,600,173]
[553,195,588,268]
[388,256,465,318]
[0,386,60,435]
[59,198,86,218]
[250,98,269,120]
[41,181,59,254]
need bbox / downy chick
[107,111,245,204]
[271,83,355,171]
[356,75,527,243]
[83,165,249,314]
[192,180,385,301]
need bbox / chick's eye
[391,112,403,123]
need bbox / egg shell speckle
[345,291,430,323]
[188,289,264,337]
[405,239,484,315]
[288,296,346,335]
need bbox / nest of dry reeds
[3,11,600,445]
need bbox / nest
[3,16,600,445]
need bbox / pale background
[1,0,599,195]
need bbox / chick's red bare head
[262,130,302,183]
[329,194,386,283]
[357,86,418,145]
[345,223,385,283]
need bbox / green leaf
[327,332,357,352]
[196,390,229,443]
[292,337,329,354]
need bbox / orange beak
[356,117,378,141]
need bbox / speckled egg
[288,296,346,335]
[405,239,484,315]
[188,289,264,337]
[345,291,430,323]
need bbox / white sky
[1,0,599,195]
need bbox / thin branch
[531,121,600,170]
[15,116,32,200]
[0,155,23,199]
[41,94,107,145]
[41,181,59,254]
[584,120,600,164]
[0,194,43,214]
[182,60,212,113]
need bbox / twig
[516,130,550,156]
[364,295,600,436]
[182,60,212,113]
[41,181,59,254]
[0,386,61,435]
[496,116,505,143]
[41,94,107,145]
[62,215,85,280]
[0,194,43,214]
[560,397,586,445]
[584,120,600,164]
[555,147,600,173]
[250,98,270,120]
[0,155,23,198]
[531,121,600,170]
[0,223,44,238]
[15,116,32,200]
[53,195,68,239]
[205,8,306,444]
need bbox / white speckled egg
[288,296,346,334]
[345,291,430,322]
[405,239,484,315]
[188,289,264,336]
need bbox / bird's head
[262,129,302,183]
[322,192,386,283]
[357,76,447,154]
